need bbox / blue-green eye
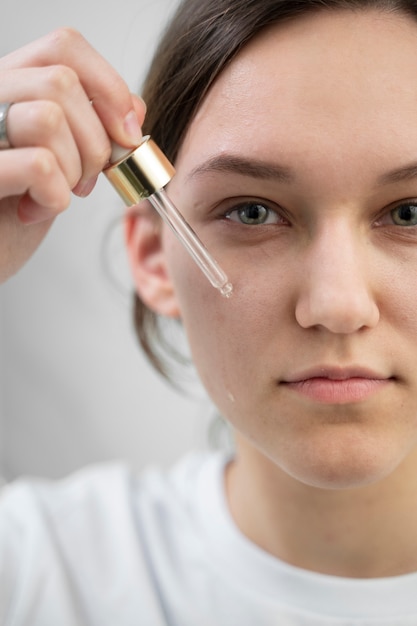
[391,203,417,226]
[226,202,281,225]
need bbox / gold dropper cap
[104,135,175,206]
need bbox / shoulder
[133,449,228,532]
[0,450,223,542]
[0,461,132,542]
[0,450,228,574]
[0,463,135,603]
[0,451,229,623]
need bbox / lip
[282,366,392,404]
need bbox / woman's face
[135,9,417,489]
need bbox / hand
[0,28,145,283]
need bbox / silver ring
[0,102,13,149]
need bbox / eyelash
[223,199,417,228]
[381,200,417,227]
[224,201,285,226]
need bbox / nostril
[295,289,379,334]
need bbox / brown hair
[135,0,417,380]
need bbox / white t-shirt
[1,450,417,626]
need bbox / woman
[2,0,417,623]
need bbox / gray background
[0,0,218,480]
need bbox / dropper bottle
[104,137,233,298]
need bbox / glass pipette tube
[148,188,233,297]
[104,136,233,298]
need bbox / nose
[295,221,379,334]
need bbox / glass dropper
[104,137,233,298]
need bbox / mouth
[281,366,393,404]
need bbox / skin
[0,28,145,283]
[127,9,417,577]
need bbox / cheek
[163,228,293,413]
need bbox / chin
[274,430,406,491]
[286,460,390,491]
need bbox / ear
[124,203,181,318]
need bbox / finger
[131,94,147,128]
[7,100,82,190]
[0,67,110,185]
[17,194,61,225]
[1,28,143,148]
[0,148,70,223]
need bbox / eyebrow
[187,154,417,187]
[187,154,294,183]
[377,162,417,185]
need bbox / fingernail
[124,110,142,144]
[137,95,147,114]
[74,176,97,197]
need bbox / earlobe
[124,204,181,318]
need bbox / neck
[225,436,417,578]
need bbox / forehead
[178,9,417,168]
